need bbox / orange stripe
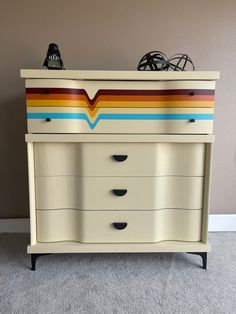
[26,94,214,102]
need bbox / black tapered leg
[31,254,50,271]
[187,252,207,270]
[31,254,37,271]
[202,252,207,270]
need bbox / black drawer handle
[45,118,51,122]
[112,189,127,197]
[112,155,128,162]
[112,222,128,230]
[189,119,196,123]
[43,89,50,94]
[189,91,195,96]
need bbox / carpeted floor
[0,233,235,314]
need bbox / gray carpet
[0,233,235,314]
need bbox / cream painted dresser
[21,70,219,270]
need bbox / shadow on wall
[0,96,29,218]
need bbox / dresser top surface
[20,69,220,81]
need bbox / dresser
[21,70,219,270]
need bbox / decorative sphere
[137,51,195,71]
[137,51,168,71]
[166,54,195,71]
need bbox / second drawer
[35,176,204,210]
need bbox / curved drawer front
[36,209,202,243]
[26,79,215,134]
[34,142,205,177]
[36,176,203,210]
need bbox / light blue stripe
[27,113,214,129]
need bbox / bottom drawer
[37,209,202,243]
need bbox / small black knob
[45,118,51,122]
[189,91,195,96]
[112,222,128,230]
[189,119,196,123]
[112,155,128,162]
[112,189,127,197]
[43,89,50,94]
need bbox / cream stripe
[27,119,213,134]
[25,79,216,97]
[27,107,214,114]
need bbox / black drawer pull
[112,222,128,230]
[112,189,127,197]
[43,89,50,94]
[112,155,128,162]
[45,118,51,122]
[189,91,195,96]
[189,119,196,123]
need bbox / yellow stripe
[27,107,214,120]
[27,107,214,113]
[26,99,214,108]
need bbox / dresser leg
[187,252,207,270]
[31,254,50,271]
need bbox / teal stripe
[27,113,214,129]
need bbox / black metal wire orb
[137,51,195,71]
[167,54,195,71]
[137,51,169,71]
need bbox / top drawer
[25,79,216,134]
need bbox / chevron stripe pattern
[26,87,215,129]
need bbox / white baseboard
[208,214,236,232]
[0,215,235,233]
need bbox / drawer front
[36,176,203,210]
[34,142,205,177]
[36,209,202,243]
[26,79,215,134]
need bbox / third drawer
[35,176,204,210]
[36,208,202,243]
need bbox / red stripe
[26,88,215,107]
[26,88,215,96]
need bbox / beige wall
[0,0,235,218]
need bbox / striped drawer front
[35,176,204,210]
[26,79,215,134]
[36,209,202,243]
[34,142,205,177]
